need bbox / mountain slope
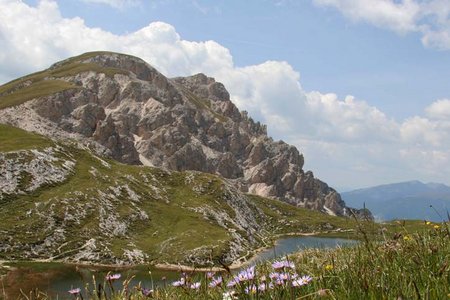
[342,181,450,221]
[0,51,367,218]
[0,124,355,266]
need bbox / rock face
[0,147,75,199]
[0,52,369,218]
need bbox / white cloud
[425,98,450,119]
[0,0,450,188]
[303,92,399,143]
[81,0,141,8]
[313,0,450,50]
[314,0,421,33]
[0,1,233,80]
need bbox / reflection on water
[1,237,357,298]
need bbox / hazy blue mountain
[342,181,450,222]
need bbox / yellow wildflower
[426,221,431,225]
[325,264,333,271]
[434,225,440,229]
[403,235,411,241]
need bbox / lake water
[250,236,359,263]
[1,263,179,299]
[1,236,357,298]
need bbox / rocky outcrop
[0,52,370,218]
[0,147,75,200]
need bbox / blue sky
[47,0,450,120]
[2,0,450,190]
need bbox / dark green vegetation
[0,51,129,110]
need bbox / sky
[1,0,450,190]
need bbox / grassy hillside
[0,124,53,152]
[0,51,129,110]
[0,124,364,266]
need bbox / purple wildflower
[190,282,201,290]
[141,288,153,297]
[272,260,295,270]
[292,279,303,287]
[207,271,215,279]
[237,266,256,282]
[285,261,295,269]
[68,288,81,295]
[172,277,186,287]
[105,274,121,281]
[292,275,313,287]
[301,275,313,284]
[272,260,285,270]
[269,272,280,280]
[227,277,239,288]
[258,283,266,292]
[275,279,284,286]
[209,276,223,288]
[244,284,257,295]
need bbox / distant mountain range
[342,181,450,222]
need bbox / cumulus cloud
[0,1,233,81]
[425,99,450,119]
[81,0,141,8]
[313,0,450,50]
[0,0,449,188]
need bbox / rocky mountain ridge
[0,51,369,218]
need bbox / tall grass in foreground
[15,222,450,299]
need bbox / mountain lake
[1,236,358,298]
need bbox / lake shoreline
[1,234,360,299]
[138,231,326,272]
[0,230,356,272]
